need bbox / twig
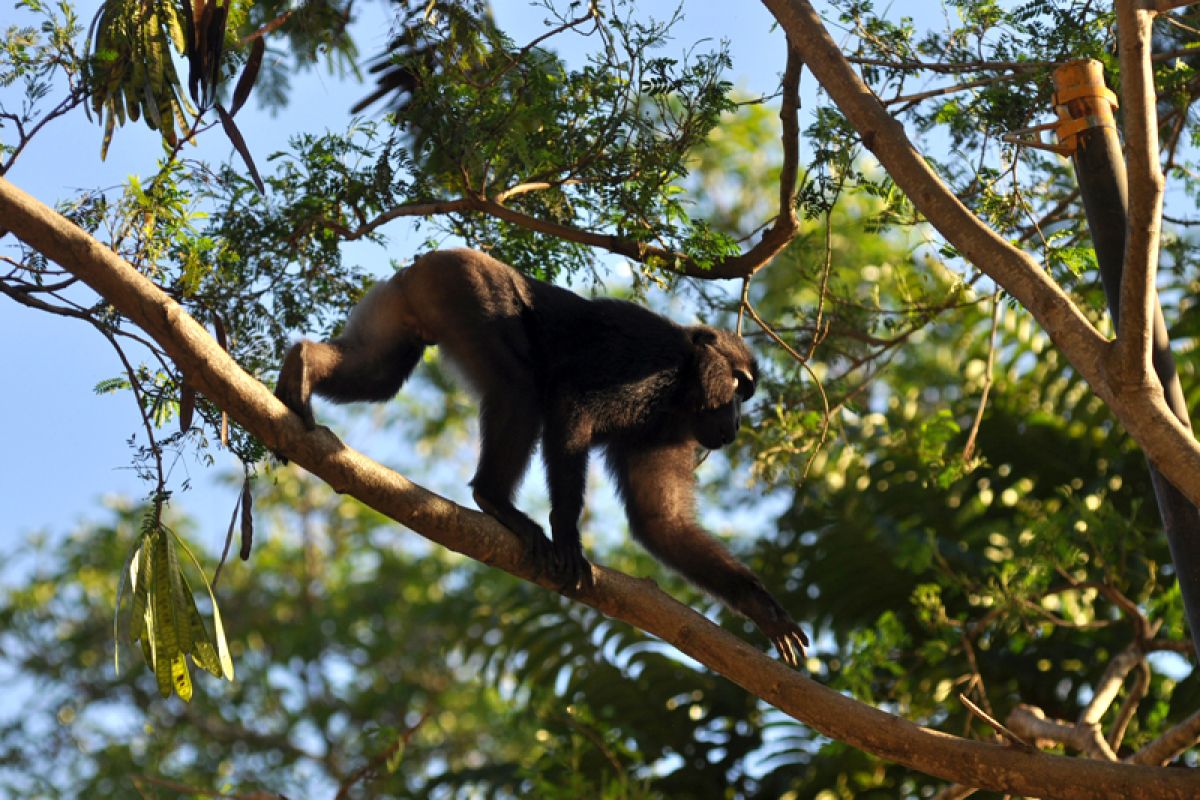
[884,75,1015,107]
[959,694,1034,751]
[741,300,832,480]
[962,291,1001,462]
[334,711,432,799]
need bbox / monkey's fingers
[522,535,558,582]
[773,628,809,668]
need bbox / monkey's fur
[275,248,808,665]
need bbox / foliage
[0,477,780,798]
[5,0,1200,796]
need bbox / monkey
[275,248,809,666]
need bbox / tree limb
[758,0,1200,508]
[1113,0,1164,386]
[1133,707,1200,766]
[4,175,1200,799]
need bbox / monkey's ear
[690,329,737,409]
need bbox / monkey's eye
[734,370,755,401]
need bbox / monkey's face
[689,328,757,450]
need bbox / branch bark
[758,0,1200,508]
[4,175,1200,798]
[1113,0,1164,385]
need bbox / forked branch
[1113,0,1165,384]
[758,0,1200,507]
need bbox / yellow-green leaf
[171,652,193,702]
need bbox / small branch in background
[959,693,1033,751]
[131,772,282,799]
[884,75,1016,109]
[334,711,432,799]
[962,291,1002,462]
[1132,707,1200,765]
[741,300,831,480]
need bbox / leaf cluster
[115,509,234,701]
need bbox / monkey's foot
[516,531,558,583]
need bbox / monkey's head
[687,327,758,450]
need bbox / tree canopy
[4,0,1200,797]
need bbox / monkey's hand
[744,594,809,668]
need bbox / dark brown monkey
[275,248,808,665]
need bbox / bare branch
[844,55,1051,74]
[958,693,1033,751]
[1112,0,1165,385]
[884,76,1010,108]
[1133,707,1200,765]
[1079,643,1145,734]
[1007,704,1073,743]
[1153,1,1200,12]
[1109,660,1151,749]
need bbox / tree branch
[758,0,1200,508]
[1133,707,1200,765]
[4,175,1200,798]
[1113,0,1164,385]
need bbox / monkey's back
[523,275,694,440]
[394,248,692,437]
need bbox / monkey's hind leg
[276,276,429,430]
[470,383,556,577]
[276,340,334,430]
[275,335,425,427]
